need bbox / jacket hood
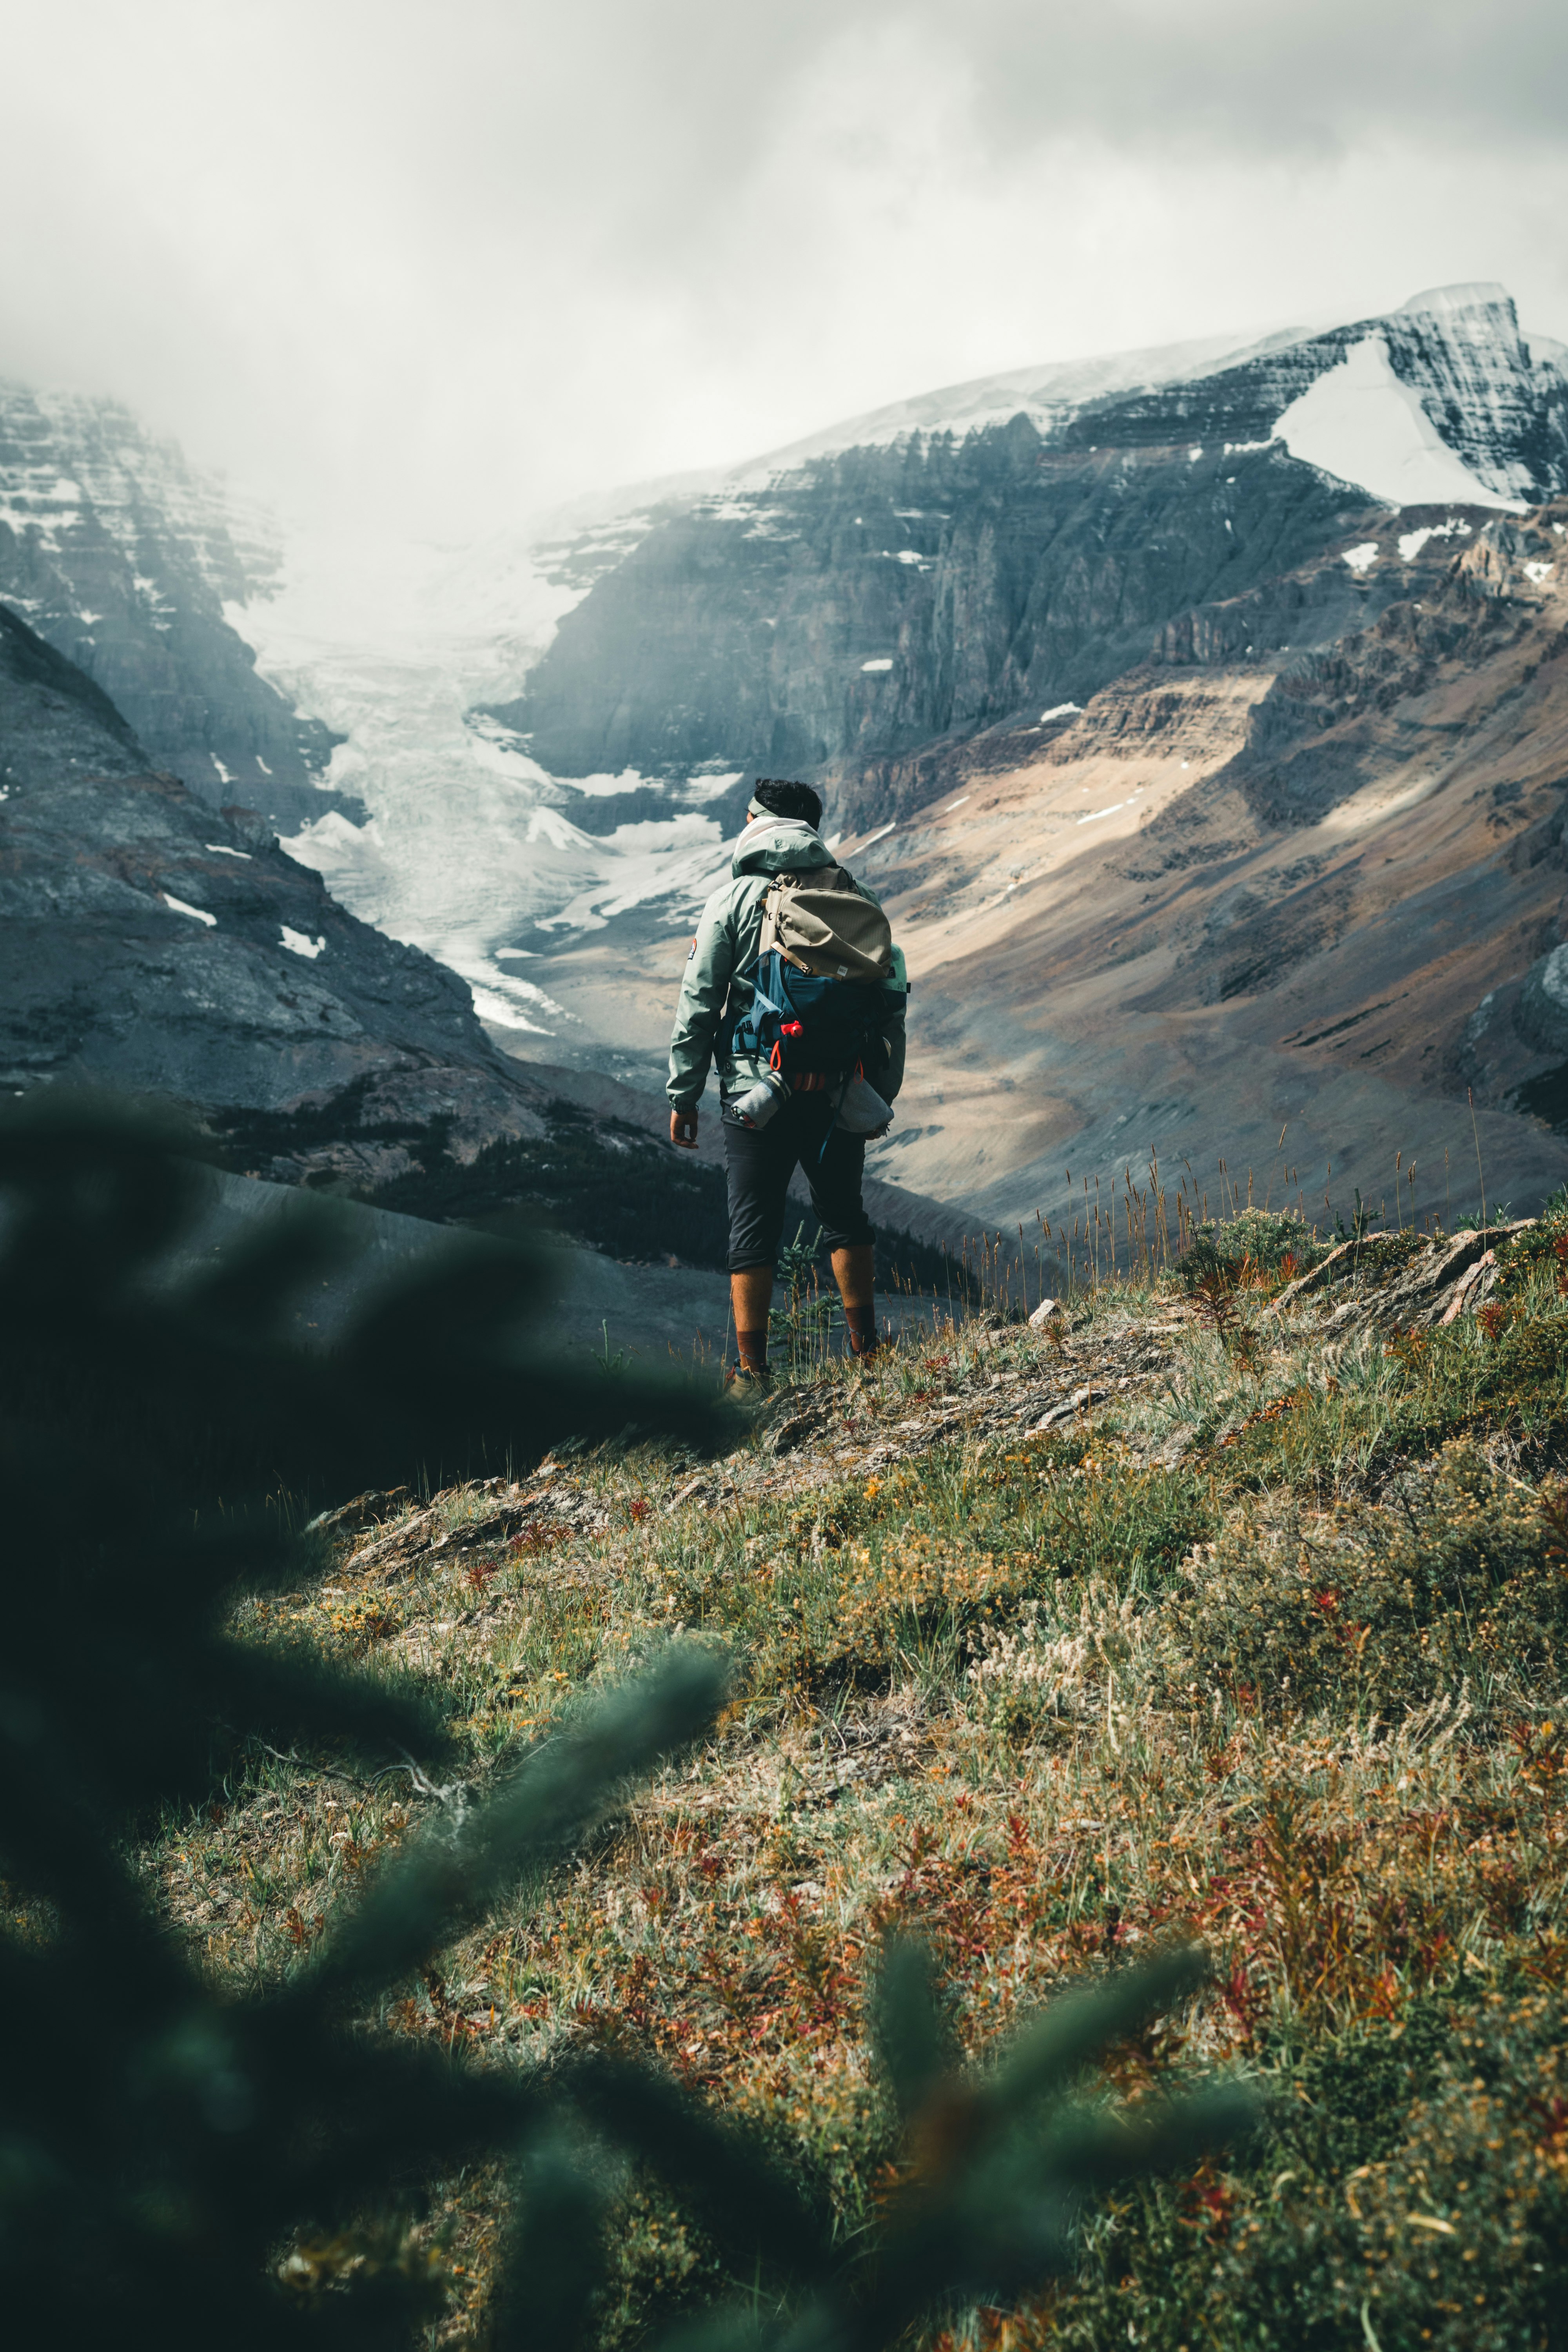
[731,816,837,879]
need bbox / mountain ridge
[495,285,1568,831]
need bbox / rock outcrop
[1265,1223,1534,1332]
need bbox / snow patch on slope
[162,893,215,926]
[1274,336,1525,513]
[1397,519,1471,562]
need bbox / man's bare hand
[670,1107,699,1150]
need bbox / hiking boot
[725,1361,772,1394]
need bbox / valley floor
[147,1220,1568,2350]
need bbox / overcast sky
[5,0,1568,535]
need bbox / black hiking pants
[722,1094,875,1273]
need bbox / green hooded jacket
[666,817,908,1114]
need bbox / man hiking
[668,777,908,1386]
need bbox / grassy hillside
[144,1210,1568,2348]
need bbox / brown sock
[735,1328,769,1376]
[844,1303,878,1358]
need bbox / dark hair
[751,777,823,829]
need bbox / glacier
[235,526,735,1040]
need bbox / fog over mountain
[4,2,1568,531]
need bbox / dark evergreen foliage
[0,1097,1251,2348]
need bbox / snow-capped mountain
[0,379,342,826]
[431,279,1568,1237]
[502,283,1568,820]
[734,281,1565,506]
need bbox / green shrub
[1496,1202,1568,1298]
[1165,1443,1568,1716]
[1177,1210,1327,1292]
[1219,1991,1568,2352]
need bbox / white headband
[746,799,819,828]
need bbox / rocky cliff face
[0,601,550,1183]
[497,285,1568,842]
[502,425,1368,820]
[0,380,347,831]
